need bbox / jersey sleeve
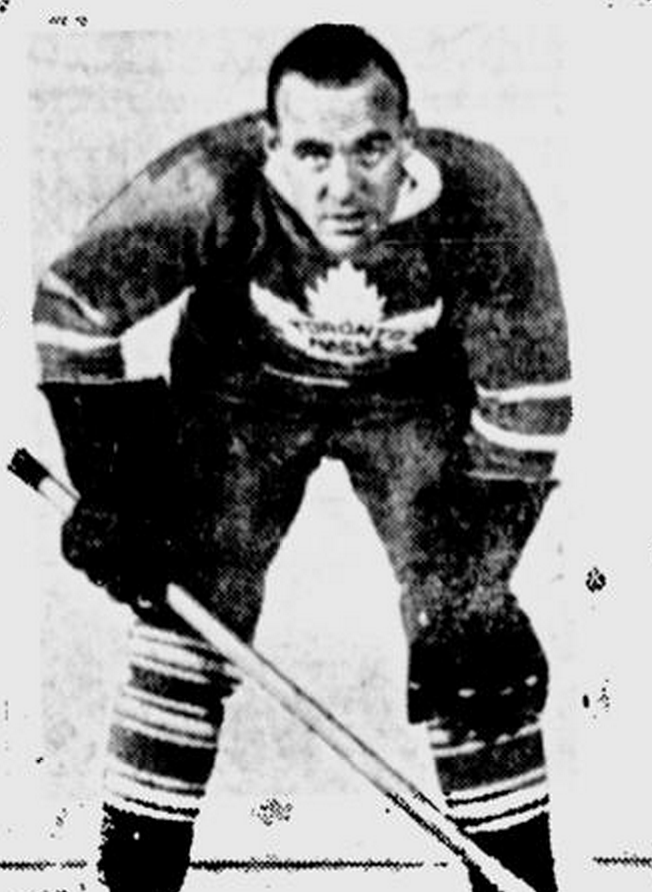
[33,139,222,384]
[457,150,572,482]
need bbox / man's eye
[357,149,383,168]
[354,140,392,168]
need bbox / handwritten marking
[251,796,293,826]
[48,806,70,840]
[585,566,607,593]
[48,14,88,25]
[582,680,611,718]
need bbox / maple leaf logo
[304,261,385,324]
[250,262,443,368]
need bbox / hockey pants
[99,404,557,890]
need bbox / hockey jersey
[33,112,572,479]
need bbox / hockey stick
[8,447,537,892]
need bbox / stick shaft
[40,476,79,515]
[15,452,536,892]
[170,584,535,892]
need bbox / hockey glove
[407,475,554,735]
[408,598,549,739]
[41,378,175,616]
[61,501,169,612]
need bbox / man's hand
[40,378,176,617]
[408,597,549,738]
[62,499,170,616]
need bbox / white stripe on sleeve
[34,322,119,352]
[39,269,109,327]
[471,410,566,453]
[476,380,572,404]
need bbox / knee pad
[407,596,548,737]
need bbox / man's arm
[458,150,572,484]
[33,138,222,384]
[407,149,571,734]
[33,136,223,610]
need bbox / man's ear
[400,110,418,156]
[260,119,280,156]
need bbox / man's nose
[326,154,358,202]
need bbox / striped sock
[426,719,557,890]
[465,813,557,892]
[103,619,240,822]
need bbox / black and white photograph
[2,6,652,892]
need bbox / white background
[1,3,652,890]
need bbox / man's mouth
[324,212,367,233]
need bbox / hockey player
[34,24,572,892]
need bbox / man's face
[264,69,414,257]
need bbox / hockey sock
[465,813,557,892]
[97,803,194,892]
[427,719,557,891]
[95,619,240,890]
[103,620,239,821]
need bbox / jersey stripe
[38,269,109,327]
[476,380,572,403]
[34,322,119,352]
[471,410,566,453]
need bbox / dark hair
[266,24,409,126]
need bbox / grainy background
[2,16,652,892]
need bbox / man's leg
[339,418,558,891]
[405,474,557,892]
[96,616,239,892]
[95,405,323,891]
[415,620,556,892]
[97,807,194,892]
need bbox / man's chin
[316,226,376,258]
